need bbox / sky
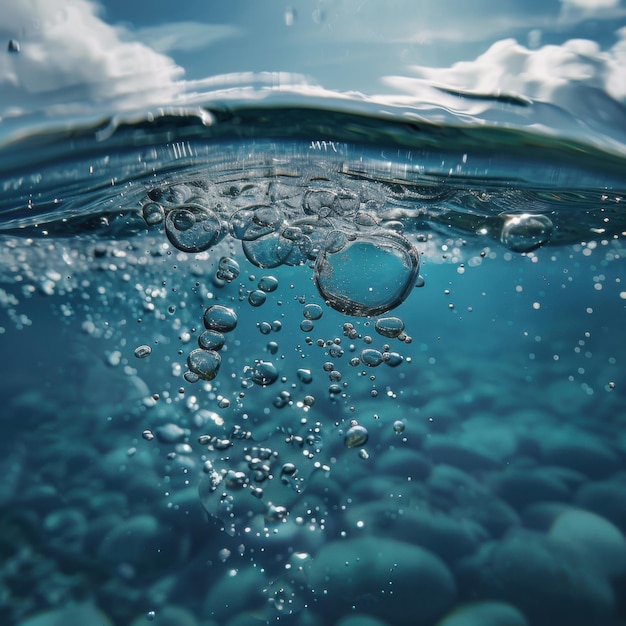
[1,0,625,144]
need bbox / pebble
[549,508,626,577]
[436,601,529,626]
[306,537,456,625]
[487,466,571,509]
[423,435,501,471]
[98,514,184,575]
[457,530,615,626]
[17,603,113,626]
[344,502,486,563]
[575,480,626,533]
[203,566,267,623]
[540,430,620,479]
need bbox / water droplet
[141,202,164,226]
[500,213,553,253]
[344,424,369,448]
[303,303,323,320]
[134,344,152,359]
[314,231,419,316]
[258,275,279,292]
[375,316,405,338]
[165,204,223,253]
[393,420,405,434]
[250,361,279,386]
[198,329,226,351]
[248,290,267,307]
[360,348,383,367]
[187,348,221,381]
[216,257,240,282]
[203,305,237,332]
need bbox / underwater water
[2,2,626,626]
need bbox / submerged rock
[306,537,456,625]
[457,530,615,626]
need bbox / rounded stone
[436,601,529,626]
[457,531,615,626]
[306,537,456,625]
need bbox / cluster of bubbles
[186,304,237,382]
[141,177,421,317]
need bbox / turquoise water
[2,3,626,626]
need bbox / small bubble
[258,321,272,335]
[297,369,313,384]
[303,303,323,320]
[165,204,223,253]
[141,202,164,226]
[300,319,314,332]
[358,449,370,460]
[142,429,154,441]
[258,275,279,292]
[303,394,315,406]
[146,610,156,621]
[187,348,221,381]
[360,348,383,367]
[344,424,369,448]
[267,341,279,354]
[393,420,405,434]
[134,344,152,359]
[203,304,238,332]
[248,290,267,307]
[198,329,226,351]
[500,212,553,253]
[375,316,405,338]
[250,361,279,386]
[216,257,240,282]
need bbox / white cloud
[0,0,183,121]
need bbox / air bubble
[134,344,152,359]
[203,305,238,333]
[258,275,279,292]
[187,349,221,381]
[360,348,384,367]
[500,212,553,253]
[141,202,164,226]
[300,319,314,332]
[314,230,419,316]
[165,204,223,253]
[249,361,279,386]
[303,303,323,320]
[216,257,240,283]
[198,330,226,351]
[297,369,313,384]
[344,424,369,448]
[248,290,267,307]
[393,420,405,433]
[375,316,405,338]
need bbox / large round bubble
[314,230,420,316]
